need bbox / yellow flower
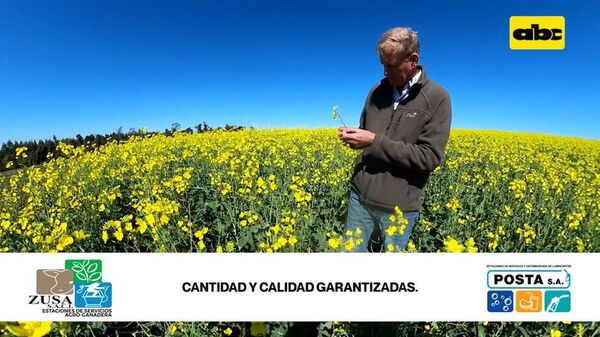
[445,198,460,212]
[576,238,585,252]
[385,225,397,236]
[443,236,465,253]
[516,224,536,245]
[72,230,89,240]
[464,237,478,253]
[138,220,148,234]
[113,230,124,241]
[224,327,233,335]
[550,328,562,337]
[328,237,341,250]
[15,146,29,158]
[6,321,52,337]
[168,324,177,334]
[56,234,74,251]
[331,105,346,126]
[344,238,355,251]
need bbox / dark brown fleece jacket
[351,66,452,211]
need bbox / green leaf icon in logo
[65,259,102,284]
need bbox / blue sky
[1,0,599,144]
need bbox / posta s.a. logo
[510,16,565,50]
[487,268,571,314]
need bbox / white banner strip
[0,253,597,321]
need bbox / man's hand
[338,127,376,149]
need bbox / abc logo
[509,16,565,50]
[513,24,562,41]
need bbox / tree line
[1,123,246,173]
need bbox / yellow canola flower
[443,236,465,253]
[344,238,355,251]
[113,229,124,241]
[15,146,28,158]
[516,224,536,245]
[2,220,11,229]
[145,214,155,226]
[6,321,52,337]
[331,105,347,127]
[168,324,177,334]
[56,235,74,251]
[72,230,89,240]
[576,238,585,252]
[194,227,209,240]
[136,219,148,234]
[328,237,342,250]
[385,225,397,236]
[464,237,478,253]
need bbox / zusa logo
[510,16,565,50]
[29,259,112,318]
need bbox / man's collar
[393,69,422,102]
[407,69,422,89]
[399,68,421,89]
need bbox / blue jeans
[344,190,419,252]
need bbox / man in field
[338,27,452,252]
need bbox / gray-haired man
[338,27,452,252]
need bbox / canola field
[1,129,598,254]
[1,129,600,337]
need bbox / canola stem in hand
[332,106,347,128]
